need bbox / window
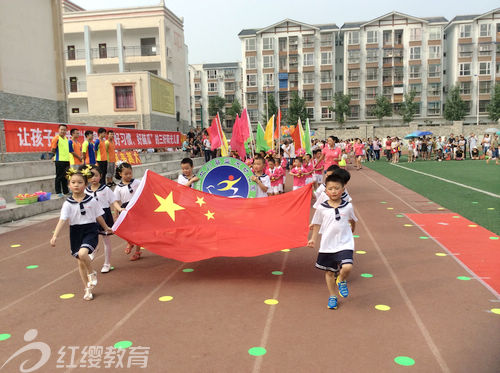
[410,28,422,41]
[279,38,287,51]
[428,64,441,78]
[208,82,217,92]
[303,90,314,102]
[458,44,473,58]
[279,56,287,70]
[497,62,500,75]
[428,45,440,59]
[321,70,332,83]
[264,73,274,87]
[321,52,332,65]
[306,107,314,118]
[263,37,274,50]
[224,69,235,79]
[350,105,360,118]
[303,72,314,84]
[289,55,299,69]
[366,87,377,99]
[289,36,298,51]
[71,108,79,113]
[279,92,288,106]
[480,24,491,37]
[321,107,332,119]
[383,86,392,97]
[247,93,257,105]
[248,109,258,122]
[366,49,378,63]
[366,104,376,118]
[114,85,135,110]
[459,63,471,76]
[263,55,274,68]
[429,27,441,40]
[459,24,471,38]
[246,74,257,87]
[303,35,314,48]
[320,33,333,47]
[194,82,200,91]
[245,38,256,51]
[382,68,392,82]
[479,80,491,94]
[348,87,359,99]
[367,30,378,43]
[348,50,360,64]
[410,47,421,60]
[194,70,201,78]
[428,101,440,115]
[479,100,490,113]
[428,83,441,96]
[383,30,392,44]
[409,84,422,97]
[207,69,217,79]
[480,62,491,75]
[246,56,256,69]
[225,95,234,103]
[67,45,76,60]
[321,89,333,101]
[410,65,421,79]
[459,81,471,95]
[394,67,404,81]
[289,73,299,87]
[195,108,202,116]
[366,67,377,81]
[348,69,360,82]
[479,44,493,57]
[303,53,314,66]
[348,31,359,45]
[224,82,235,91]
[394,30,403,44]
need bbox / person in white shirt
[177,158,199,188]
[251,156,271,198]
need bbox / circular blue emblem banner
[194,157,257,198]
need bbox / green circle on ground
[182,268,194,272]
[394,356,415,366]
[114,341,132,349]
[271,271,283,275]
[110,266,115,270]
[457,276,471,281]
[59,293,75,299]
[353,235,360,238]
[0,334,11,341]
[396,214,404,218]
[248,347,267,356]
[452,216,460,218]
[380,201,387,204]
[427,201,434,204]
[491,308,500,315]
[158,296,173,302]
[419,236,429,240]
[489,237,499,240]
[472,201,479,204]
[361,273,373,278]
[26,265,38,269]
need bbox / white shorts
[269,185,280,194]
[293,185,303,191]
[314,174,323,184]
[306,177,313,185]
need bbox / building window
[367,30,378,43]
[321,89,333,101]
[279,56,287,70]
[348,69,360,82]
[194,82,201,91]
[248,109,258,122]
[208,82,217,92]
[480,24,491,37]
[366,104,376,118]
[428,102,441,115]
[279,37,287,51]
[366,87,378,99]
[263,37,274,50]
[410,47,421,60]
[459,63,471,76]
[303,90,314,102]
[409,28,422,41]
[306,107,314,118]
[321,70,332,83]
[224,82,235,91]
[263,55,274,68]
[348,31,359,45]
[289,55,299,69]
[479,100,490,113]
[394,67,403,81]
[383,86,392,97]
[207,70,217,79]
[289,36,298,51]
[264,73,274,86]
[428,27,441,40]
[194,70,201,78]
[245,38,256,51]
[428,83,441,97]
[459,24,471,38]
[348,50,360,64]
[195,108,202,116]
[67,45,76,60]
[246,56,256,69]
[225,95,235,103]
[428,64,441,78]
[366,49,378,63]
[479,44,493,57]
[289,73,299,87]
[382,68,392,83]
[409,65,421,79]
[320,33,333,47]
[459,81,471,95]
[366,67,378,81]
[458,44,473,58]
[303,35,314,48]
[383,30,392,44]
[350,105,360,118]
[321,52,332,65]
[71,108,79,113]
[479,80,491,94]
[303,72,314,84]
[279,92,288,106]
[246,74,257,87]
[428,45,440,59]
[409,84,422,97]
[321,107,332,119]
[247,93,257,105]
[348,87,360,100]
[303,53,314,66]
[479,62,491,75]
[114,85,135,110]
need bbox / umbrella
[485,128,499,133]
[496,131,500,136]
[416,131,432,136]
[404,131,420,139]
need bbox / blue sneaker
[337,279,349,298]
[327,296,338,309]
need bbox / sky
[76,0,499,64]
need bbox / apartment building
[445,8,500,124]
[189,62,242,128]
[238,19,340,124]
[342,12,448,123]
[62,0,190,131]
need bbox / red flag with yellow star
[112,170,312,262]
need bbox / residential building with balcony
[445,8,500,124]
[189,62,242,129]
[238,19,340,124]
[62,0,190,131]
[342,11,448,123]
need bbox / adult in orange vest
[94,128,108,185]
[105,130,117,187]
[50,124,79,196]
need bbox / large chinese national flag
[113,170,312,262]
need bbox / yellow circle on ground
[158,296,173,302]
[281,249,291,252]
[487,208,495,210]
[437,207,445,210]
[264,299,279,305]
[404,224,413,227]
[59,293,75,299]
[387,207,394,210]
[435,253,447,257]
[356,250,366,254]
[10,244,21,248]
[375,305,391,311]
[468,225,478,228]
[491,308,500,315]
[140,247,145,250]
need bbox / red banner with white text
[2,120,182,153]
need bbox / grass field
[365,158,500,235]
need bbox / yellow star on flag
[204,210,215,220]
[195,196,206,207]
[154,192,185,221]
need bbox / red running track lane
[406,213,500,297]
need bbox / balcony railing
[124,45,159,57]
[90,47,119,59]
[65,49,86,60]
[67,80,87,93]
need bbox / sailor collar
[118,179,135,193]
[86,184,106,199]
[320,200,349,221]
[66,195,93,215]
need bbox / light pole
[474,73,479,126]
[199,97,204,129]
[265,84,269,121]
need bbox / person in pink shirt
[353,138,365,170]
[289,157,307,191]
[303,153,314,185]
[312,149,325,189]
[266,158,284,195]
[319,136,342,172]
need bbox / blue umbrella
[404,131,420,139]
[416,131,432,136]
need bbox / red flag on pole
[113,170,312,262]
[207,116,221,150]
[274,108,281,139]
[230,114,247,160]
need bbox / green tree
[372,95,392,124]
[226,98,242,119]
[287,92,308,125]
[261,93,279,122]
[208,96,226,119]
[487,83,500,122]
[443,85,467,121]
[399,90,418,124]
[329,92,351,125]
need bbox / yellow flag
[264,115,274,150]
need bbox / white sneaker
[83,287,93,301]
[87,271,97,289]
[89,247,99,261]
[101,264,111,273]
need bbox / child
[94,128,108,185]
[50,166,113,301]
[289,157,307,191]
[280,155,288,187]
[308,174,358,309]
[82,130,96,166]
[251,156,271,197]
[177,158,199,188]
[266,158,284,196]
[303,154,314,185]
[86,165,122,273]
[114,162,142,261]
[68,129,83,170]
[312,150,325,189]
[313,166,352,209]
[353,138,364,170]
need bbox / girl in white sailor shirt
[50,167,112,301]
[86,165,122,273]
[114,162,142,261]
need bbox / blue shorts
[315,250,353,273]
[69,223,98,258]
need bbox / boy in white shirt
[177,158,199,188]
[308,174,357,310]
[251,156,271,198]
